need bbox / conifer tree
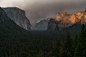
[74,34,78,49]
[74,24,86,57]
[59,41,63,57]
[64,31,72,52]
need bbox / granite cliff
[0,7,30,34]
[3,7,33,30]
[47,8,86,31]
[34,17,55,30]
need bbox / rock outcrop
[0,7,30,34]
[3,7,33,30]
[34,17,55,30]
[47,19,58,31]
[47,8,86,31]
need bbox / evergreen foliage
[74,24,86,57]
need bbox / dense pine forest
[0,24,86,57]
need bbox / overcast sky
[0,0,86,25]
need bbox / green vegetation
[0,23,86,57]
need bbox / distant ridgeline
[2,7,33,31]
[47,8,86,31]
[34,17,55,30]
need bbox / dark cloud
[23,1,86,24]
[0,0,86,24]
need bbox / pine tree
[63,31,73,57]
[59,41,63,57]
[74,34,78,49]
[74,24,86,57]
[64,31,72,52]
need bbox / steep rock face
[0,7,30,34]
[34,17,55,30]
[47,8,86,31]
[56,12,70,21]
[3,7,33,30]
[47,19,58,31]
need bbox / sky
[0,0,86,25]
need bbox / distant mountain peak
[55,8,86,24]
[36,17,55,23]
[82,8,86,12]
[34,17,55,30]
[37,20,40,23]
[47,8,86,31]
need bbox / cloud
[24,0,86,24]
[0,0,86,25]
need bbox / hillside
[0,7,33,57]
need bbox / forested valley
[0,24,86,57]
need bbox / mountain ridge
[47,8,86,31]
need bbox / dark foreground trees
[14,24,86,57]
[1,24,86,57]
[74,24,86,57]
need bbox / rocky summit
[47,8,86,31]
[3,7,33,30]
[34,17,55,30]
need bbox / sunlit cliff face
[0,0,86,25]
